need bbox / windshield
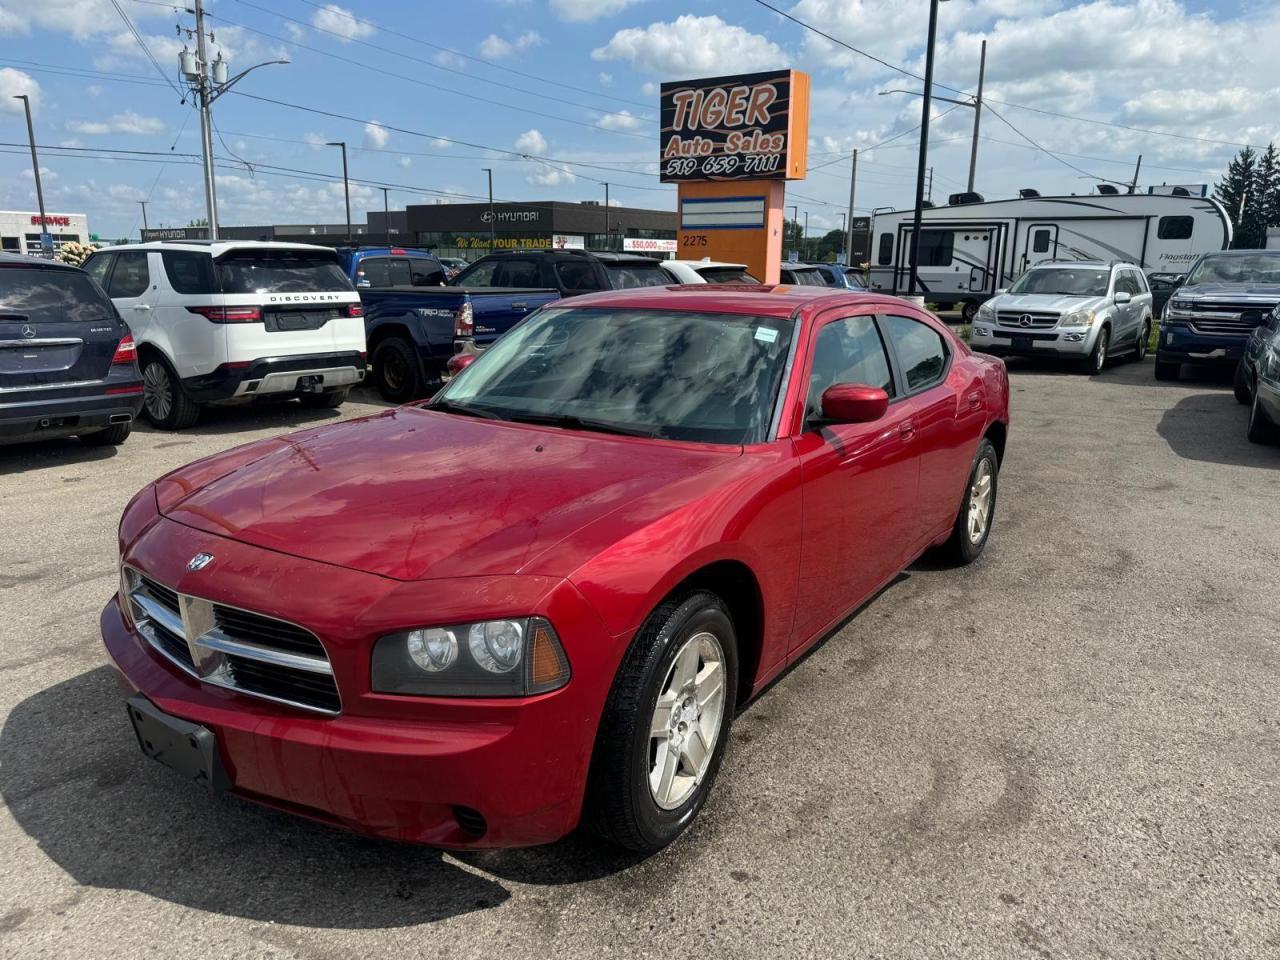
[436,307,795,444]
[1186,254,1280,285]
[696,267,758,285]
[0,267,113,323]
[214,251,352,294]
[1008,267,1109,297]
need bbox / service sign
[659,70,809,183]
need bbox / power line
[982,104,1104,181]
[108,0,185,99]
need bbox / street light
[13,94,49,257]
[325,141,351,244]
[905,0,945,297]
[788,204,798,258]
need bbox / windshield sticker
[754,326,779,343]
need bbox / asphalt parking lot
[1,361,1277,960]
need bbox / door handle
[899,420,916,438]
[132,304,151,311]
[512,302,528,311]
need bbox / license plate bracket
[1011,335,1034,351]
[126,694,229,792]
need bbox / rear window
[786,268,827,287]
[605,261,670,289]
[0,267,114,323]
[214,250,352,294]
[696,266,758,285]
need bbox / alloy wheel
[648,631,726,810]
[1093,329,1109,373]
[967,457,995,544]
[1136,323,1149,361]
[143,362,172,422]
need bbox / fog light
[974,325,990,336]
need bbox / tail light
[111,334,137,365]
[187,305,262,323]
[454,302,474,338]
[346,302,364,317]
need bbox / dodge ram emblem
[187,553,215,572]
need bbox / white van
[84,241,365,429]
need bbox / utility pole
[927,166,934,203]
[604,182,610,251]
[139,201,149,231]
[482,168,495,254]
[789,204,797,258]
[1129,155,1142,194]
[845,148,858,265]
[908,0,942,296]
[180,3,288,240]
[326,141,351,242]
[803,211,809,261]
[14,94,49,257]
[967,40,986,193]
[380,187,391,237]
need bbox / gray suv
[971,261,1154,374]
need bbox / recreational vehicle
[868,193,1232,320]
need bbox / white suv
[84,241,366,429]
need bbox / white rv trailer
[868,193,1232,318]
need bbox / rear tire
[81,421,131,445]
[141,356,199,430]
[586,591,738,854]
[1154,357,1180,381]
[961,300,979,323]
[299,387,349,409]
[1246,385,1278,444]
[372,337,426,404]
[1133,320,1150,362]
[943,437,999,565]
[1233,362,1253,405]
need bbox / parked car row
[1233,303,1280,446]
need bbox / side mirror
[820,384,889,424]
[1114,291,1132,305]
[446,352,476,376]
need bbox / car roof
[1028,259,1134,269]
[1196,249,1280,257]
[552,283,914,319]
[103,240,342,257]
[0,252,81,271]
[591,252,661,264]
[780,261,822,270]
[665,259,749,270]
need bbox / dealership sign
[31,214,73,227]
[141,226,211,241]
[660,70,810,183]
[622,238,678,253]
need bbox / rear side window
[83,253,112,288]
[556,260,599,292]
[108,252,150,298]
[819,267,842,287]
[356,257,393,287]
[1158,216,1193,240]
[877,232,893,265]
[0,267,115,323]
[605,262,670,289]
[215,251,351,294]
[883,314,948,392]
[454,259,500,287]
[795,269,826,287]
[409,258,445,286]
[696,267,757,285]
[161,251,216,294]
[493,259,540,287]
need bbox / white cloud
[303,132,327,147]
[0,0,170,40]
[285,22,307,41]
[434,50,467,69]
[599,72,613,86]
[0,68,39,112]
[592,15,787,75]
[515,128,549,155]
[363,120,390,149]
[530,162,575,186]
[597,109,644,131]
[550,0,643,23]
[479,30,542,59]
[69,112,166,135]
[640,81,659,97]
[309,3,374,42]
[398,156,412,168]
[20,166,58,183]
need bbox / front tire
[1233,362,1253,405]
[1133,319,1150,362]
[961,300,979,323]
[1246,385,1278,444]
[943,437,999,564]
[586,591,738,854]
[1083,326,1109,375]
[141,356,199,430]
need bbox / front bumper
[1156,323,1247,366]
[182,352,366,402]
[970,325,1092,358]
[100,514,620,848]
[0,386,143,443]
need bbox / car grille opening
[996,310,1059,329]
[125,567,340,715]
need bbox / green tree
[1258,143,1280,240]
[1214,146,1259,248]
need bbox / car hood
[1176,282,1280,299]
[156,407,738,581]
[991,293,1109,313]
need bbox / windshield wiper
[427,398,505,420]
[503,411,662,438]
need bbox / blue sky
[1,0,1277,240]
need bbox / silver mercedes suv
[970,260,1154,374]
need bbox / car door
[879,312,974,546]
[790,310,921,651]
[1129,269,1153,341]
[105,251,156,347]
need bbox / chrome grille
[996,310,1059,329]
[1184,300,1274,336]
[124,567,340,715]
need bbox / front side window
[883,314,948,392]
[454,259,500,287]
[1157,216,1193,240]
[0,267,115,322]
[806,316,894,420]
[215,251,351,294]
[437,308,795,444]
[83,253,113,288]
[108,252,150,299]
[1008,267,1110,297]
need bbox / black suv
[0,254,143,448]
[451,250,670,295]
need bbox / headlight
[1169,298,1191,311]
[372,617,570,697]
[976,302,995,321]
[1060,309,1095,328]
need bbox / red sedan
[102,285,1009,853]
